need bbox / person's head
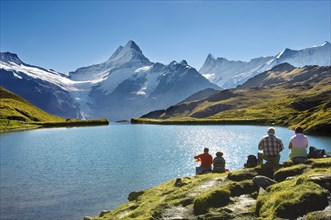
[295,126,304,134]
[204,147,209,153]
[267,127,275,136]
[216,151,223,157]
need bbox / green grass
[0,87,109,132]
[133,72,331,135]
[90,158,331,220]
[256,178,329,220]
[274,164,309,182]
[193,188,230,215]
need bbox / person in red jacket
[194,147,213,175]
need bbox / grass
[256,178,329,220]
[92,173,227,219]
[133,76,331,135]
[274,164,309,182]
[193,188,230,215]
[90,158,331,220]
[0,87,109,133]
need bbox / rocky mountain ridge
[138,64,331,134]
[199,41,331,88]
[0,41,219,120]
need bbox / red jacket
[194,153,213,168]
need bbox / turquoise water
[0,124,330,220]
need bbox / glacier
[199,41,331,88]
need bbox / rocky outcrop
[90,158,331,220]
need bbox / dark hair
[204,147,209,153]
[295,126,304,134]
[216,151,223,157]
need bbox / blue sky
[1,1,330,73]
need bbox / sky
[1,0,330,74]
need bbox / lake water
[0,124,330,220]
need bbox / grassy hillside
[88,158,331,220]
[0,87,108,132]
[134,65,331,135]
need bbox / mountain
[88,59,220,120]
[69,40,152,81]
[0,86,109,132]
[137,64,331,134]
[1,41,219,121]
[0,52,80,118]
[0,86,64,122]
[200,41,331,88]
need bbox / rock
[128,190,144,201]
[305,210,331,220]
[174,178,186,187]
[83,216,93,220]
[227,180,256,196]
[99,210,110,217]
[227,168,258,181]
[276,191,329,219]
[193,189,230,215]
[252,175,277,190]
[256,178,329,219]
[308,174,331,191]
[274,164,308,182]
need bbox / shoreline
[131,118,330,135]
[87,157,331,220]
[0,119,109,134]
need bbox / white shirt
[290,133,308,149]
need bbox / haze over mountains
[140,64,331,134]
[0,41,329,121]
[200,41,331,88]
[0,41,218,120]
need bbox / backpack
[307,146,326,158]
[244,155,258,168]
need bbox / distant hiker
[194,147,213,175]
[213,151,226,173]
[258,127,284,167]
[244,155,258,168]
[289,126,308,164]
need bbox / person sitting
[213,151,226,173]
[244,155,258,168]
[289,126,308,164]
[258,127,284,167]
[194,147,213,175]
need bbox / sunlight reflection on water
[1,124,330,220]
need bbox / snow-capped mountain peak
[200,41,331,88]
[207,53,215,60]
[0,52,23,65]
[69,40,152,81]
[107,40,150,65]
[322,41,330,47]
[179,60,188,66]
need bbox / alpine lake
[1,124,330,220]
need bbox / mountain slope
[0,87,109,132]
[136,65,331,134]
[89,60,219,120]
[200,41,331,88]
[1,41,220,121]
[0,52,81,118]
[69,41,219,120]
[0,86,65,131]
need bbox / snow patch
[135,65,152,73]
[13,72,22,79]
[202,73,215,81]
